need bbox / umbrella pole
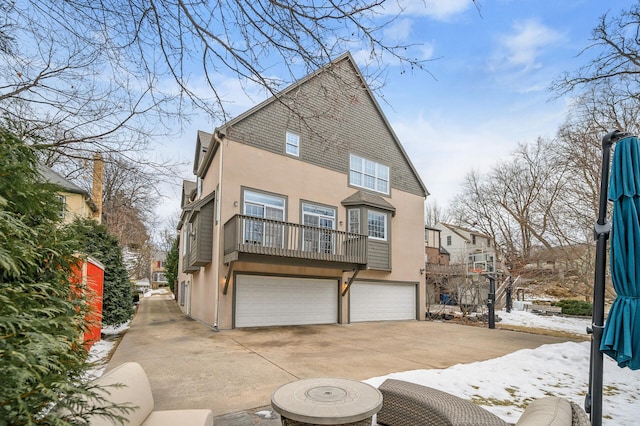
[587,130,627,426]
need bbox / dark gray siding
[189,198,215,267]
[367,240,391,270]
[223,59,425,197]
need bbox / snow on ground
[85,321,131,380]
[143,288,173,298]
[86,302,639,424]
[366,309,640,425]
[498,309,591,337]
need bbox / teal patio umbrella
[601,134,640,370]
[587,131,636,426]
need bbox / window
[243,190,286,247]
[446,235,452,246]
[472,235,476,245]
[153,272,167,282]
[286,131,300,156]
[348,209,360,234]
[302,203,336,253]
[182,226,189,255]
[349,154,389,194]
[197,177,203,197]
[367,210,387,240]
[55,194,66,219]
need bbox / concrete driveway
[107,294,574,425]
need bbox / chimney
[92,152,104,224]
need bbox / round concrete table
[271,378,383,425]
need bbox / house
[434,222,496,272]
[424,226,450,266]
[150,250,168,289]
[37,153,104,224]
[176,52,428,330]
[424,226,457,305]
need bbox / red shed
[72,257,105,350]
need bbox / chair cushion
[89,362,155,425]
[516,397,572,426]
[142,409,214,426]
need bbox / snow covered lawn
[366,310,640,425]
[87,307,639,425]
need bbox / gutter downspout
[213,131,225,331]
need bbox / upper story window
[302,203,336,253]
[446,235,452,246]
[286,131,300,156]
[367,210,387,240]
[55,194,66,219]
[349,154,389,194]
[182,226,188,256]
[348,209,360,234]
[472,235,476,245]
[243,189,286,247]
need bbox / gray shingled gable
[213,52,428,198]
[37,164,87,195]
[181,180,197,208]
[193,131,213,175]
[341,190,396,216]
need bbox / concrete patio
[106,294,575,425]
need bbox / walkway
[107,294,574,425]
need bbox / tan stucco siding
[211,140,425,328]
[61,192,92,224]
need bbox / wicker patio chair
[377,379,590,426]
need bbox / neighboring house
[150,250,168,289]
[37,164,100,224]
[176,52,428,330]
[424,226,457,305]
[521,244,593,279]
[434,222,496,273]
[424,226,450,266]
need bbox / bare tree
[552,3,640,100]
[424,199,450,227]
[2,0,443,160]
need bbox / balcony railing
[224,214,367,267]
[424,264,465,276]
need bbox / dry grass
[496,323,589,341]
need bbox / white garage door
[235,275,338,327]
[350,281,416,322]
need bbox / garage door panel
[350,282,416,322]
[236,275,338,327]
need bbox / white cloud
[383,18,414,42]
[497,19,565,71]
[389,98,568,208]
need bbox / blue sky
[157,0,636,222]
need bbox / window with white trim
[182,226,189,255]
[302,203,336,253]
[348,209,360,234]
[55,194,66,219]
[349,154,389,194]
[286,131,300,156]
[243,190,286,247]
[367,210,387,240]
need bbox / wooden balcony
[223,214,368,269]
[424,263,465,276]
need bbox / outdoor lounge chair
[376,379,590,426]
